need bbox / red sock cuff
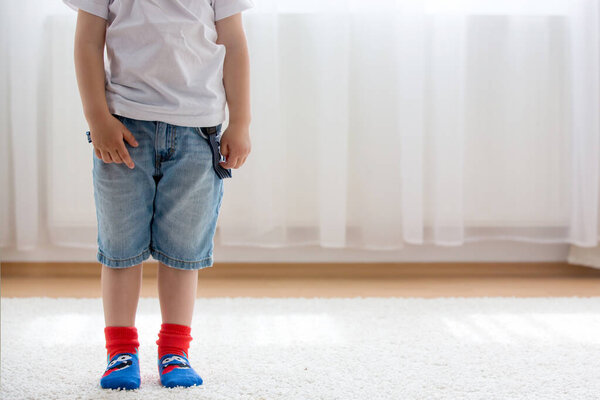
[104,326,139,359]
[156,323,193,359]
[159,323,191,335]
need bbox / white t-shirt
[63,0,253,127]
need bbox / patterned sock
[101,326,141,390]
[156,323,203,388]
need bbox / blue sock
[158,352,203,388]
[100,350,141,390]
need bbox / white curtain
[1,0,599,254]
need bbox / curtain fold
[1,0,599,252]
[568,0,600,246]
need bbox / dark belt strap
[199,126,232,179]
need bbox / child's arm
[73,10,138,168]
[216,13,251,169]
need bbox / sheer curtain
[1,0,599,253]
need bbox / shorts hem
[97,248,151,268]
[150,247,214,271]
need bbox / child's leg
[91,115,158,390]
[99,264,143,390]
[157,261,198,325]
[102,263,143,326]
[155,262,202,387]
[149,122,224,388]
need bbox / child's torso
[103,0,226,125]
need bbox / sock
[156,323,203,388]
[101,326,141,390]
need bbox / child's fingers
[100,149,113,163]
[233,156,242,169]
[219,141,233,167]
[220,141,229,157]
[219,158,233,168]
[122,127,139,147]
[219,153,238,169]
[116,145,135,169]
[233,152,249,168]
[109,149,125,164]
[219,148,250,169]
[95,148,103,160]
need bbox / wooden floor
[2,262,600,298]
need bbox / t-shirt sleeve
[213,0,254,21]
[62,0,110,20]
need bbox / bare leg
[101,263,143,326]
[157,262,198,326]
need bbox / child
[64,0,252,390]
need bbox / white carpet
[2,297,600,400]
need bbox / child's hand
[219,123,251,169]
[89,114,139,169]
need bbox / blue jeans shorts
[87,114,224,270]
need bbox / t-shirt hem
[108,103,226,127]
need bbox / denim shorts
[87,114,224,270]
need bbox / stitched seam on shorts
[98,248,149,262]
[151,247,212,264]
[171,126,177,153]
[154,121,160,176]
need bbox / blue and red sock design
[156,323,203,388]
[103,353,134,377]
[159,352,191,375]
[101,326,141,390]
